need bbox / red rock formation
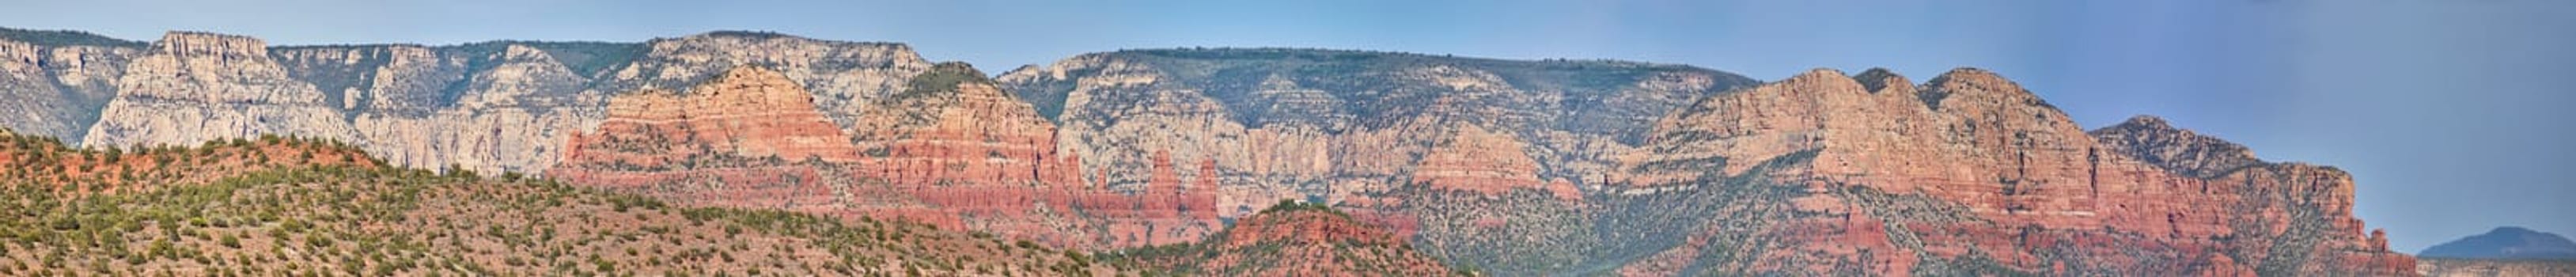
[556,63,1222,250]
[838,63,1222,249]
[1411,124,1581,201]
[549,66,856,216]
[1609,67,2415,275]
[574,66,862,166]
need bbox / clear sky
[7,0,2571,252]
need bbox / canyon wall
[0,28,2423,275]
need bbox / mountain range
[2415,227,2576,276]
[2423,226,2576,260]
[0,27,2423,275]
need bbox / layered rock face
[1571,68,2415,275]
[274,42,609,174]
[847,63,1220,249]
[0,28,932,175]
[1411,124,1580,200]
[83,32,362,149]
[554,63,1219,249]
[0,28,2430,275]
[998,48,1759,218]
[601,31,932,131]
[549,66,859,215]
[0,29,137,141]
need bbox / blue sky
[7,0,2571,252]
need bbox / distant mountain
[2423,227,2576,260]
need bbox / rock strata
[549,66,861,214]
[555,63,1221,249]
[1587,68,2415,275]
[998,48,1756,218]
[84,32,361,149]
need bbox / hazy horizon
[7,0,2571,252]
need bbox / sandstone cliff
[83,32,362,149]
[272,42,612,175]
[998,48,1760,218]
[0,28,933,175]
[0,28,2431,276]
[601,31,931,131]
[550,65,859,216]
[1563,68,2416,275]
[0,28,137,141]
[846,62,1222,249]
[554,64,1221,249]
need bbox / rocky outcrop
[846,62,1223,249]
[1106,203,1462,276]
[547,65,872,243]
[0,29,934,175]
[2088,115,2262,178]
[1411,124,1578,200]
[847,63,1065,187]
[998,48,1757,218]
[341,43,606,174]
[0,29,136,142]
[0,28,2433,276]
[1569,68,2416,275]
[268,43,609,174]
[549,66,859,207]
[553,63,1220,249]
[602,31,931,132]
[83,32,362,149]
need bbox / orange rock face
[548,66,856,218]
[564,66,862,168]
[555,63,1220,250]
[838,63,1222,249]
[1604,68,2415,275]
[1411,125,1581,201]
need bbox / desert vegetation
[0,128,1119,276]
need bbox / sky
[6,0,2571,252]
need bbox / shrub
[306,233,335,249]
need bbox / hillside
[1102,200,1464,276]
[0,129,1119,276]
